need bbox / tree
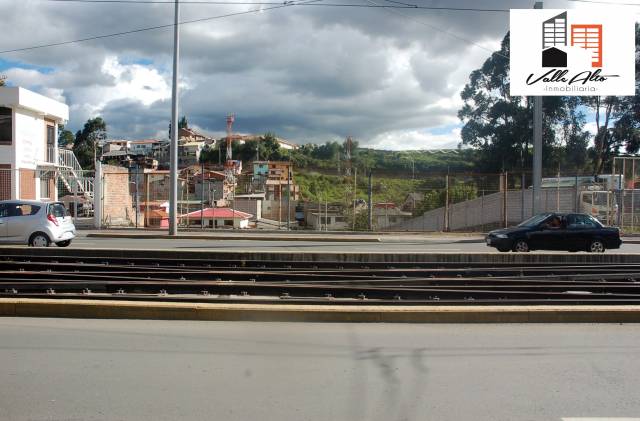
[178,116,188,129]
[458,33,588,173]
[0,76,6,87]
[588,25,640,173]
[260,132,282,161]
[73,117,107,170]
[57,124,75,147]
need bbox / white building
[0,87,69,201]
[307,211,348,231]
[179,208,253,229]
[128,139,159,156]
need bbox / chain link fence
[88,163,639,232]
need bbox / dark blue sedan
[485,213,622,253]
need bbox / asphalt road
[1,318,639,421]
[59,234,640,253]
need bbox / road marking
[562,418,640,421]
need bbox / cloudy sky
[1,0,638,149]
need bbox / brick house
[0,86,69,201]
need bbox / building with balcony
[0,86,69,201]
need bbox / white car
[0,200,76,247]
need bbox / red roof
[179,208,253,219]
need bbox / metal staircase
[57,148,94,201]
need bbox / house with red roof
[179,207,253,229]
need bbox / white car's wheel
[29,233,50,247]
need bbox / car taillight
[47,214,59,226]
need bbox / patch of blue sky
[0,58,54,74]
[120,57,154,66]
[428,123,462,136]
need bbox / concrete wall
[234,198,261,220]
[262,199,295,222]
[390,188,580,231]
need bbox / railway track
[2,253,640,305]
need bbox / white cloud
[100,57,171,107]
[0,0,513,146]
[369,127,462,151]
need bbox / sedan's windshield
[518,213,553,227]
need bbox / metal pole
[481,189,485,233]
[168,0,180,235]
[521,172,525,221]
[325,199,328,231]
[532,1,543,215]
[503,172,508,228]
[287,164,291,231]
[444,174,450,232]
[134,169,139,228]
[73,176,78,224]
[619,159,624,227]
[368,170,373,231]
[145,172,150,228]
[575,174,579,212]
[200,160,204,230]
[556,168,560,212]
[352,167,357,231]
[633,159,636,232]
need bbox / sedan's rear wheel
[513,239,529,252]
[29,233,50,247]
[588,239,605,253]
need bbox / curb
[3,299,640,323]
[86,233,382,242]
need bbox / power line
[0,0,319,54]
[368,0,509,59]
[566,0,640,6]
[43,0,509,12]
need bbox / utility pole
[286,162,291,231]
[532,1,543,214]
[168,0,180,235]
[200,160,205,230]
[368,170,373,231]
[352,167,357,231]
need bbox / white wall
[14,108,46,169]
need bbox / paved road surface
[1,318,639,421]
[60,234,640,253]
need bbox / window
[0,107,11,145]
[46,123,55,162]
[48,203,67,218]
[0,166,10,200]
[0,203,8,217]
[8,203,40,217]
[334,216,344,222]
[567,214,597,229]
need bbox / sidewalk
[84,229,486,243]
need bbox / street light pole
[168,0,180,236]
[532,1,543,214]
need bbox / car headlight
[495,234,508,239]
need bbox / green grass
[294,171,423,205]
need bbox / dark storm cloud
[1,0,592,148]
